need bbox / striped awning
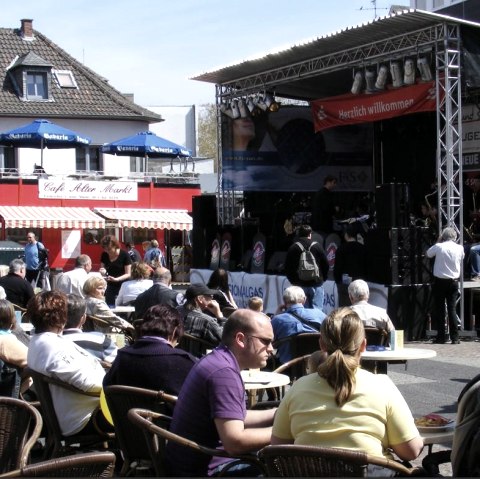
[94,208,192,231]
[0,206,105,229]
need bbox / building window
[53,70,77,88]
[26,72,47,100]
[76,147,102,173]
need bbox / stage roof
[193,9,480,101]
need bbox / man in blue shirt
[24,232,48,286]
[272,285,326,363]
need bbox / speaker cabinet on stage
[192,195,217,269]
[388,285,431,340]
[375,183,411,228]
[365,227,433,285]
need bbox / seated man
[103,304,196,398]
[55,254,93,298]
[178,283,226,346]
[133,267,184,318]
[26,290,109,436]
[62,294,118,364]
[166,309,276,477]
[0,259,34,308]
[271,286,326,364]
[348,279,395,333]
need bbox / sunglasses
[248,335,273,347]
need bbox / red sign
[311,81,437,132]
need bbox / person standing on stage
[284,225,329,311]
[311,175,338,236]
[24,232,48,286]
[426,227,464,344]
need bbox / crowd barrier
[190,269,388,316]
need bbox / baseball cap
[185,283,218,302]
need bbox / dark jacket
[103,337,196,397]
[0,273,34,308]
[284,237,329,286]
[133,283,184,319]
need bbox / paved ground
[388,338,480,476]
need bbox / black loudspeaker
[365,227,432,285]
[388,285,431,340]
[192,195,217,269]
[375,183,411,228]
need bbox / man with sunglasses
[167,309,276,477]
[179,283,227,346]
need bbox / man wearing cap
[179,283,226,345]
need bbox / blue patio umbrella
[0,119,91,166]
[102,131,191,172]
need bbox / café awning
[93,208,193,231]
[0,206,105,229]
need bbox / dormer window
[53,70,77,89]
[7,51,53,102]
[26,72,48,99]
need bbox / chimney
[20,19,34,39]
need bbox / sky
[2,0,409,107]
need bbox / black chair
[0,451,116,478]
[0,359,21,398]
[0,397,43,474]
[128,408,265,477]
[177,332,216,358]
[104,385,177,476]
[362,326,390,374]
[25,368,113,459]
[259,444,422,477]
[272,333,321,375]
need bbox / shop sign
[38,178,138,201]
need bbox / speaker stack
[191,195,218,269]
[365,226,433,286]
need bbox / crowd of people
[0,223,467,477]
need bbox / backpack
[295,241,321,282]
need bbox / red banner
[311,81,437,132]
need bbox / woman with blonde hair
[115,261,153,306]
[83,276,133,334]
[272,308,423,474]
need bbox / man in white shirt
[426,227,464,344]
[348,279,395,334]
[55,255,93,298]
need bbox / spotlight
[375,65,388,90]
[219,101,240,119]
[265,93,280,112]
[365,69,376,93]
[230,100,240,119]
[247,97,260,116]
[404,59,416,85]
[417,57,433,82]
[255,96,268,112]
[237,99,249,118]
[390,62,403,88]
[351,71,363,95]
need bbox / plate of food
[415,414,455,433]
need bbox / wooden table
[361,347,437,373]
[241,370,290,408]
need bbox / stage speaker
[375,183,411,228]
[192,195,217,269]
[388,285,431,340]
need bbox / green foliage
[197,103,218,171]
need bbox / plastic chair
[0,397,43,474]
[104,385,177,476]
[0,451,116,477]
[127,408,266,477]
[24,368,113,459]
[259,444,423,477]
